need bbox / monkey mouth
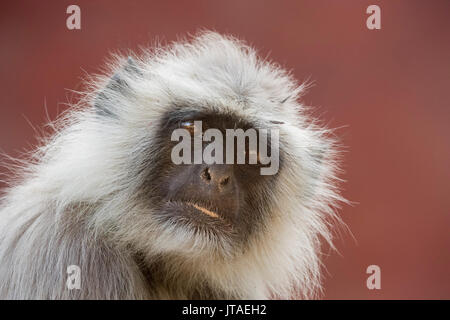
[163,199,233,226]
[186,202,220,219]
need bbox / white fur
[0,32,344,299]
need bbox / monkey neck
[133,251,237,299]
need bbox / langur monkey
[0,32,344,299]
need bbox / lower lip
[188,203,220,219]
[163,201,234,232]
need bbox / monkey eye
[247,148,262,164]
[180,120,194,128]
[180,120,197,134]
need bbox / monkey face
[87,33,339,270]
[140,109,281,254]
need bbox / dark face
[141,108,281,247]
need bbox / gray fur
[0,32,345,299]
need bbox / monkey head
[69,32,344,298]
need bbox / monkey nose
[200,165,233,190]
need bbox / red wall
[1,0,449,299]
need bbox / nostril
[201,167,211,182]
[219,176,230,186]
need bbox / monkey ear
[311,147,325,166]
[94,57,142,118]
[280,95,291,104]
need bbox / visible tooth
[191,203,219,219]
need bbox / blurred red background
[1,0,449,299]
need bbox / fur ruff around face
[0,32,345,299]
